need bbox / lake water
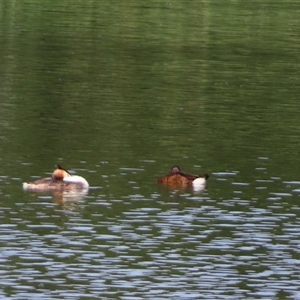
[1,1,300,299]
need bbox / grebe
[23,165,89,191]
[157,166,209,190]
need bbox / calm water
[1,1,300,299]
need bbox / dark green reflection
[0,1,300,179]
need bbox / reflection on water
[0,162,298,299]
[1,0,300,299]
[54,189,89,203]
[23,188,89,211]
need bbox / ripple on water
[2,164,300,299]
[213,172,238,177]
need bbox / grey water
[1,1,300,299]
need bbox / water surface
[1,1,300,299]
